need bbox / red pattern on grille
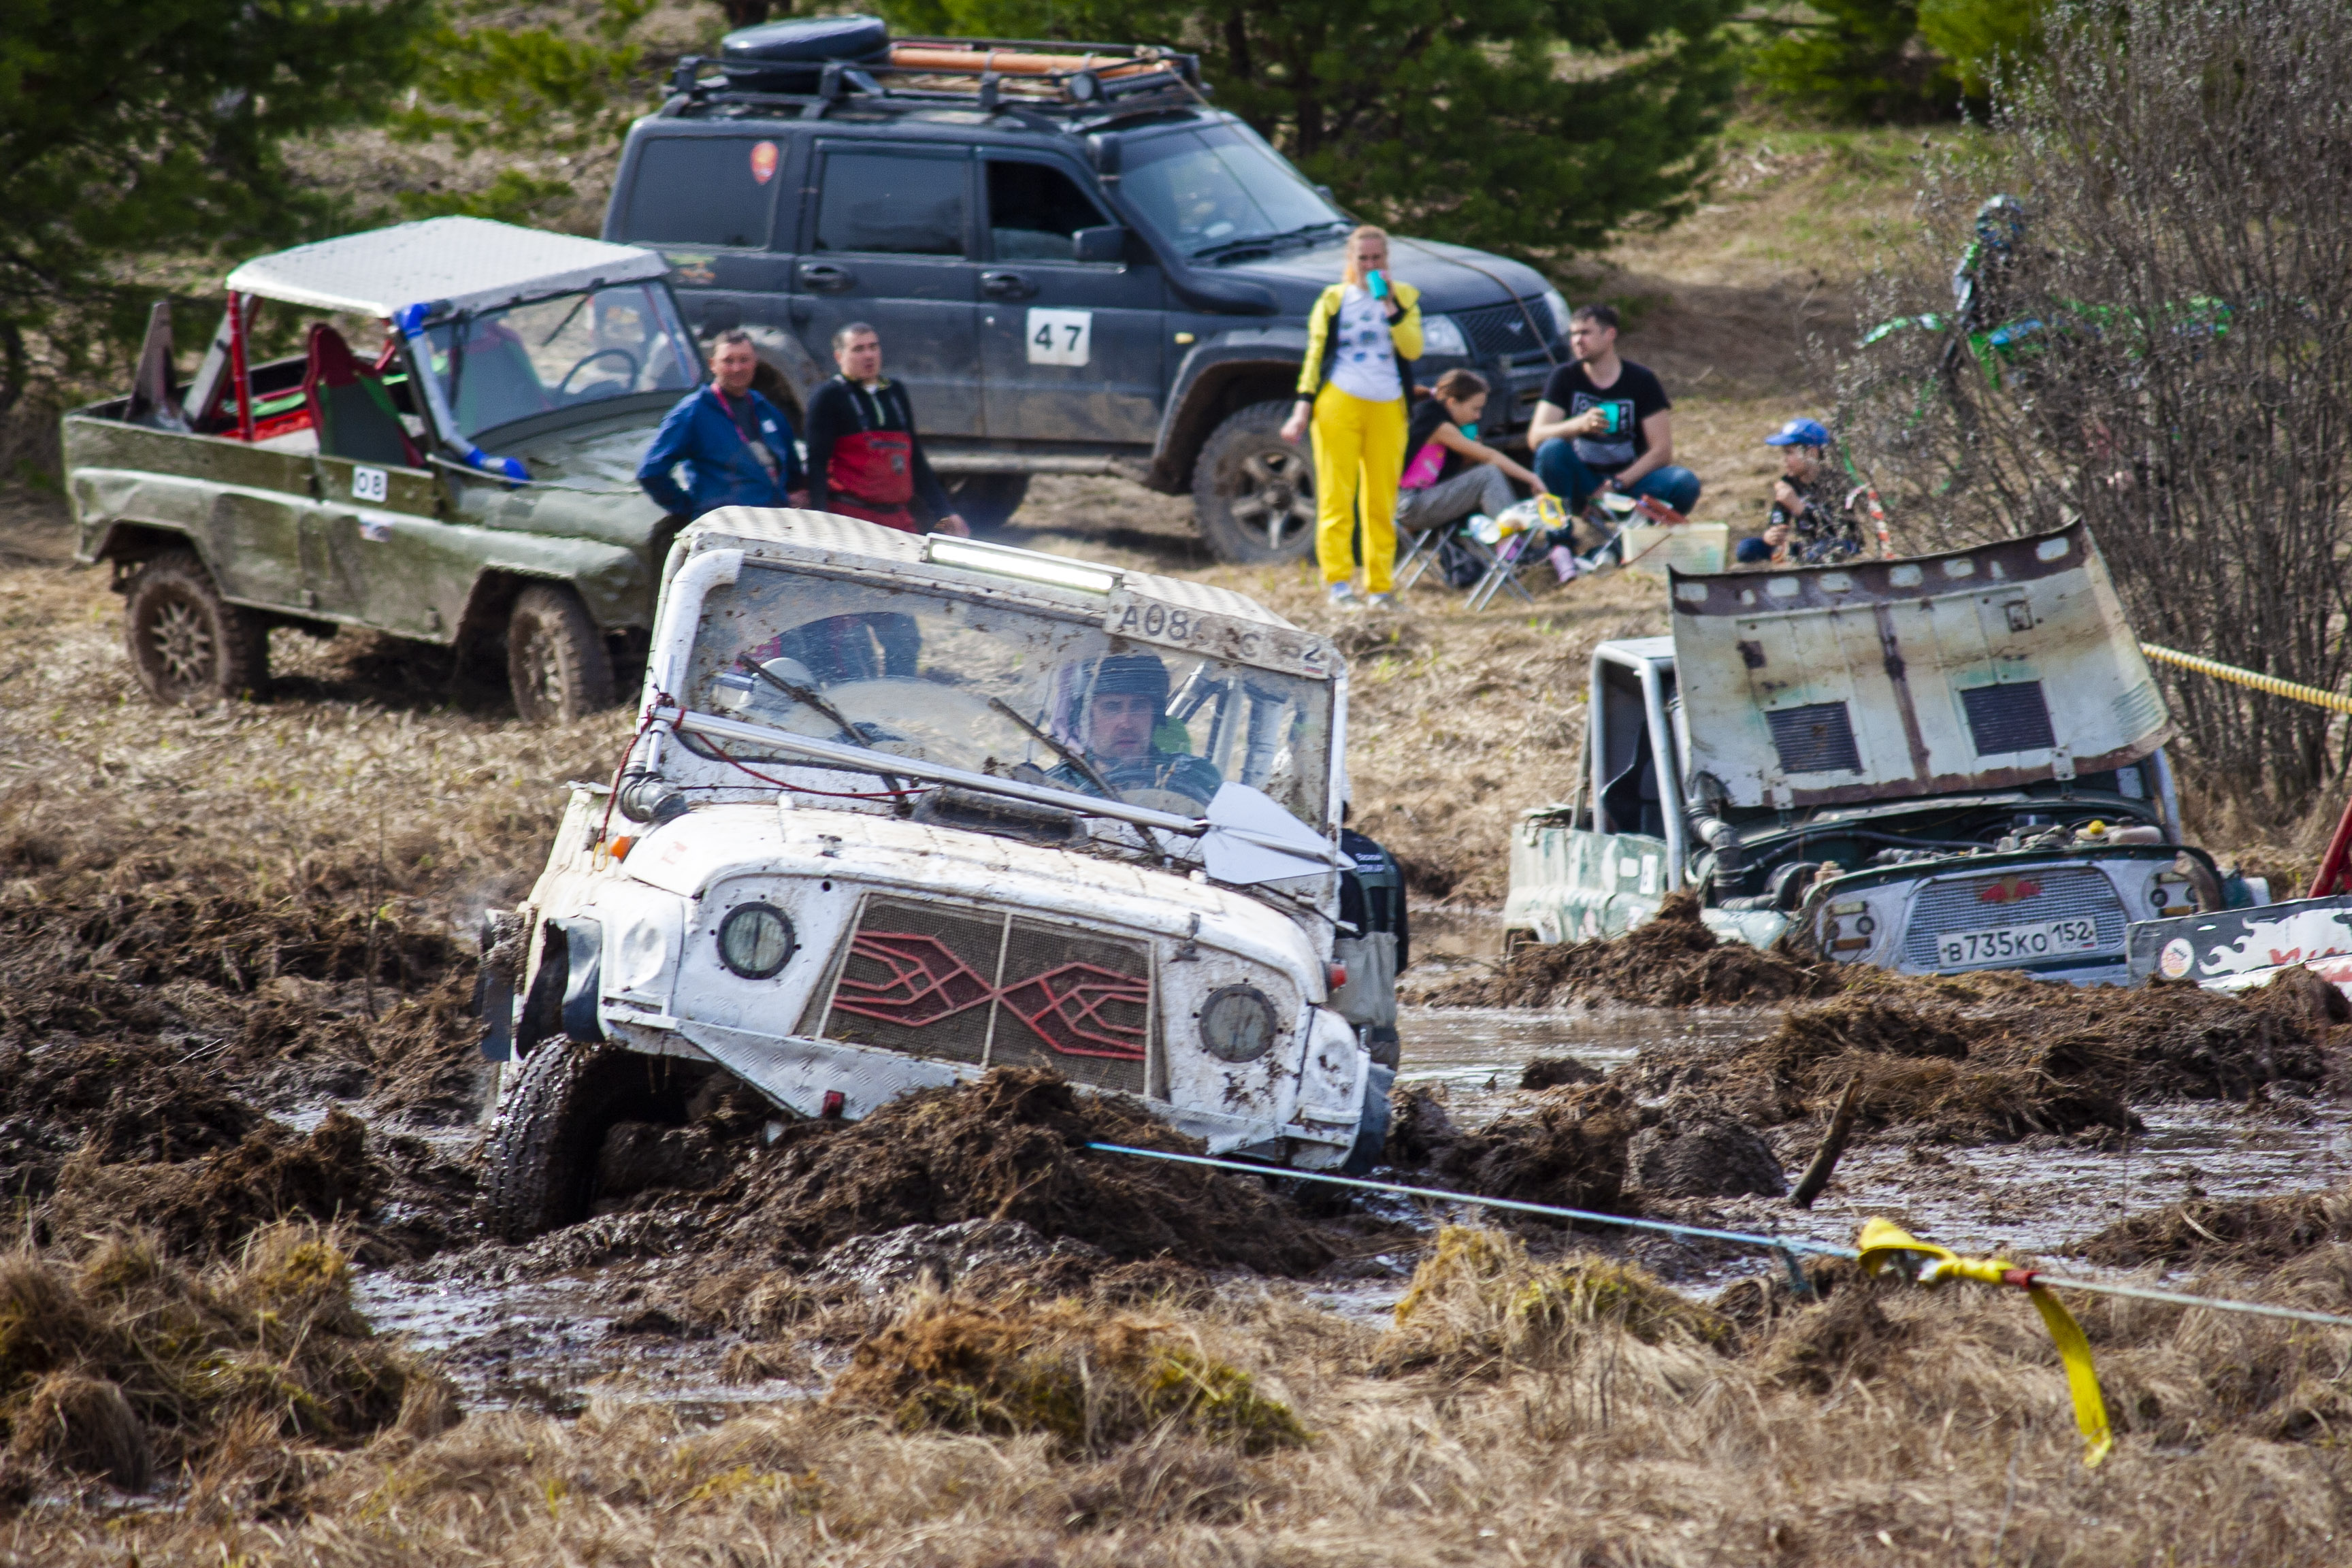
[1000,964,1149,1060]
[831,932,994,1025]
[830,931,1147,1062]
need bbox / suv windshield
[419,282,700,440]
[685,562,1333,828]
[1118,123,1348,259]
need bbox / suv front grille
[1899,865,2128,970]
[800,894,1151,1093]
[1455,301,1561,362]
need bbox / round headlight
[717,902,796,979]
[1198,985,1278,1063]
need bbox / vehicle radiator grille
[1767,702,1863,775]
[1900,865,2127,970]
[1961,680,2057,755]
[1454,301,1562,362]
[799,895,1151,1094]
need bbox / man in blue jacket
[637,331,806,519]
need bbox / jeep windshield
[1118,123,1350,260]
[414,281,701,440]
[679,561,1333,829]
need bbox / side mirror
[1071,225,1128,264]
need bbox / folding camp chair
[1464,529,1542,610]
[1463,493,1572,610]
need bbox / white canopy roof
[223,216,670,320]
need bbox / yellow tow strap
[1856,1218,2114,1467]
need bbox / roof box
[719,15,889,93]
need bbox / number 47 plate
[1026,308,1092,367]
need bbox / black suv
[604,18,1570,561]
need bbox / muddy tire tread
[122,549,268,704]
[506,583,615,723]
[483,1041,635,1242]
[1192,399,1318,564]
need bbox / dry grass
[0,1224,452,1505]
[13,1230,2352,1562]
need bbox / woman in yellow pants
[1281,226,1424,609]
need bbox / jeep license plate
[1936,917,2100,967]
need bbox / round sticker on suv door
[2159,936,2195,979]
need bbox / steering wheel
[557,346,639,399]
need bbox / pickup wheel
[1194,399,1318,564]
[941,472,1029,533]
[123,549,267,704]
[482,1041,653,1241]
[506,583,615,723]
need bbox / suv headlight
[1199,984,1278,1062]
[1542,288,1572,341]
[1420,313,1469,357]
[717,902,797,979]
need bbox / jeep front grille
[1455,301,1562,361]
[1900,865,2128,970]
[799,894,1152,1094]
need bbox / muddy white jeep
[478,508,1400,1239]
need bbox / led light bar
[923,534,1122,595]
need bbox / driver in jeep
[1051,653,1222,809]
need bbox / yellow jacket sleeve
[1389,280,1424,361]
[1296,285,1341,397]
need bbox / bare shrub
[1840,0,2352,815]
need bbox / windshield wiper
[985,697,1167,859]
[735,655,908,801]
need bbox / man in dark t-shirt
[1527,303,1702,519]
[804,323,968,536]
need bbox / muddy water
[363,994,2352,1403]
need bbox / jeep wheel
[941,472,1030,533]
[506,583,615,722]
[483,1041,660,1241]
[123,550,267,704]
[1194,400,1318,564]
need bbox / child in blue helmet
[1736,417,1863,566]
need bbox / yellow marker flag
[1856,1218,2113,1467]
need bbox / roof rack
[666,35,1205,122]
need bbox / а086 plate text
[1938,917,2099,967]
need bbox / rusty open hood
[1668,521,2171,809]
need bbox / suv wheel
[1194,400,1318,564]
[941,472,1030,533]
[483,1041,659,1241]
[123,549,267,704]
[506,583,615,722]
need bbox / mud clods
[2076,1188,2352,1270]
[1416,894,1842,1009]
[1420,1083,1641,1214]
[710,1068,1335,1277]
[1629,1111,1786,1199]
[1726,968,2339,1141]
[52,1109,380,1258]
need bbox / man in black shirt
[1528,303,1702,518]
[804,323,968,536]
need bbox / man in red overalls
[804,323,969,536]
